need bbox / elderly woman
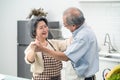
[24,17,71,80]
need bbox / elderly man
[35,7,99,80]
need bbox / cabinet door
[17,45,32,79]
[96,57,119,80]
[17,20,33,45]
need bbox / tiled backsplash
[79,2,120,52]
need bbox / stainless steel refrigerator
[17,20,62,79]
[17,20,33,79]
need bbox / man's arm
[38,45,69,61]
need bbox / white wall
[0,0,79,76]
[79,1,120,52]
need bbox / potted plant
[26,8,48,19]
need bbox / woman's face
[36,21,48,39]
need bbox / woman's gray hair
[29,17,48,38]
[63,7,85,26]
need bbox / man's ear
[73,25,78,30]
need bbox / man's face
[63,16,76,32]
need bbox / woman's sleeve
[24,42,35,64]
[54,37,72,52]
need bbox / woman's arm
[57,38,72,51]
[36,42,69,61]
[24,42,36,64]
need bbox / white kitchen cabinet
[78,0,120,1]
[96,56,120,80]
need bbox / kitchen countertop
[99,51,120,62]
[0,74,30,80]
[99,51,120,57]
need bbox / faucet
[104,33,117,53]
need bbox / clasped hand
[30,39,43,52]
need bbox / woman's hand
[30,42,37,50]
[34,37,43,52]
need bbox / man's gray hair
[63,7,85,26]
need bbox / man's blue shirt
[64,23,99,77]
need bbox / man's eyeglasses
[63,24,69,27]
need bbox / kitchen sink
[99,51,120,59]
